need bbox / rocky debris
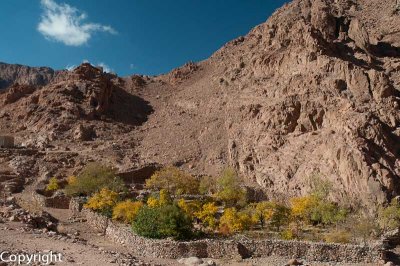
[0,170,24,195]
[286,258,304,265]
[3,83,35,104]
[0,201,58,231]
[177,257,216,266]
[383,229,400,247]
[130,75,147,87]
[168,62,199,85]
[73,124,96,141]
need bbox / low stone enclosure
[72,201,387,263]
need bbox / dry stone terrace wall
[80,207,386,263]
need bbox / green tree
[65,163,125,196]
[378,199,400,232]
[269,204,291,231]
[215,168,247,207]
[132,204,193,240]
[199,175,217,195]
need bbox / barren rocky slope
[1,0,400,208]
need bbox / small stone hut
[0,136,14,148]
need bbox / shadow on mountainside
[107,86,154,126]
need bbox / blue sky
[0,0,287,76]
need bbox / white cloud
[37,0,117,46]
[97,62,113,73]
[65,64,76,71]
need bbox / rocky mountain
[0,62,58,90]
[1,0,400,207]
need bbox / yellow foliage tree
[147,196,160,208]
[159,189,172,205]
[177,199,201,220]
[195,202,219,230]
[290,195,347,226]
[250,201,276,228]
[147,189,172,208]
[219,207,253,234]
[145,167,199,195]
[112,200,144,223]
[290,195,319,223]
[46,177,60,192]
[84,188,119,215]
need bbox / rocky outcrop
[3,83,35,104]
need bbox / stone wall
[44,195,70,209]
[69,197,86,216]
[80,208,386,263]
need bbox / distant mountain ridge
[0,62,58,90]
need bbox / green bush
[46,177,60,192]
[132,204,193,240]
[64,163,125,196]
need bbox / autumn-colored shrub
[145,167,199,195]
[84,188,119,217]
[280,229,296,240]
[219,207,253,234]
[350,215,379,243]
[67,175,77,185]
[65,163,125,196]
[132,204,193,240]
[324,230,351,244]
[215,169,247,207]
[112,200,144,223]
[195,202,219,230]
[46,177,60,192]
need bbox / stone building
[0,136,14,148]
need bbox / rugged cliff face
[0,0,399,207]
[134,0,400,205]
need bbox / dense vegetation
[63,163,400,242]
